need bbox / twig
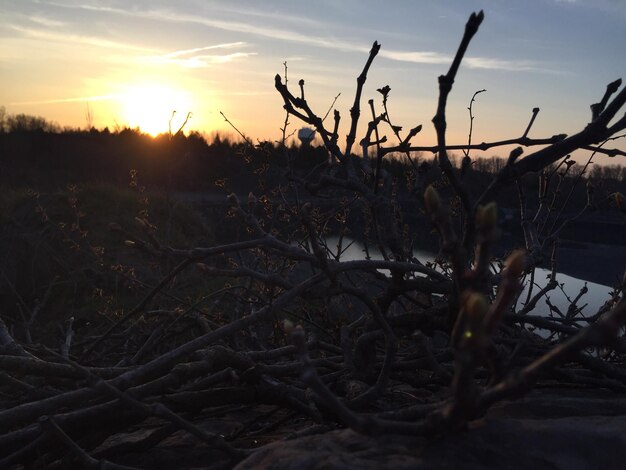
[463,89,486,159]
[38,415,141,469]
[61,316,74,359]
[345,41,381,157]
[220,111,254,146]
[80,258,195,361]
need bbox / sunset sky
[2,0,625,159]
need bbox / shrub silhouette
[1,10,626,468]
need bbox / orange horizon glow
[2,1,625,163]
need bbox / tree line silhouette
[1,110,624,212]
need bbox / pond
[323,236,614,320]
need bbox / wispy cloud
[464,57,536,71]
[33,2,538,72]
[211,90,275,97]
[159,42,247,58]
[380,50,537,71]
[379,50,451,65]
[8,24,157,53]
[145,52,257,68]
[27,15,66,28]
[9,94,117,106]
[142,42,257,68]
[149,10,541,71]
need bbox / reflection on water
[518,268,612,318]
[325,236,613,318]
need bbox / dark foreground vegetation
[1,11,626,469]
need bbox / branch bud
[607,78,622,94]
[290,324,306,346]
[424,185,441,214]
[477,202,498,233]
[227,193,238,205]
[504,249,526,278]
[465,292,489,319]
[282,319,295,334]
[376,85,391,99]
[466,10,485,35]
[507,146,523,164]
[196,262,210,273]
[457,291,489,345]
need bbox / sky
[1,0,625,160]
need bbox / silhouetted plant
[1,10,626,468]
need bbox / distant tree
[4,112,60,132]
[0,106,6,133]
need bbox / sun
[120,83,192,136]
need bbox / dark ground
[87,388,626,469]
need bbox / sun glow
[120,83,192,136]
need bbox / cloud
[9,94,118,106]
[380,50,451,65]
[146,10,541,71]
[142,42,257,68]
[8,24,157,53]
[159,42,248,58]
[380,50,536,71]
[144,52,258,68]
[198,4,336,31]
[39,3,358,54]
[210,90,275,97]
[34,2,538,72]
[27,15,67,28]
[464,57,537,71]
[282,56,307,62]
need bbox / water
[517,268,612,318]
[324,236,614,320]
